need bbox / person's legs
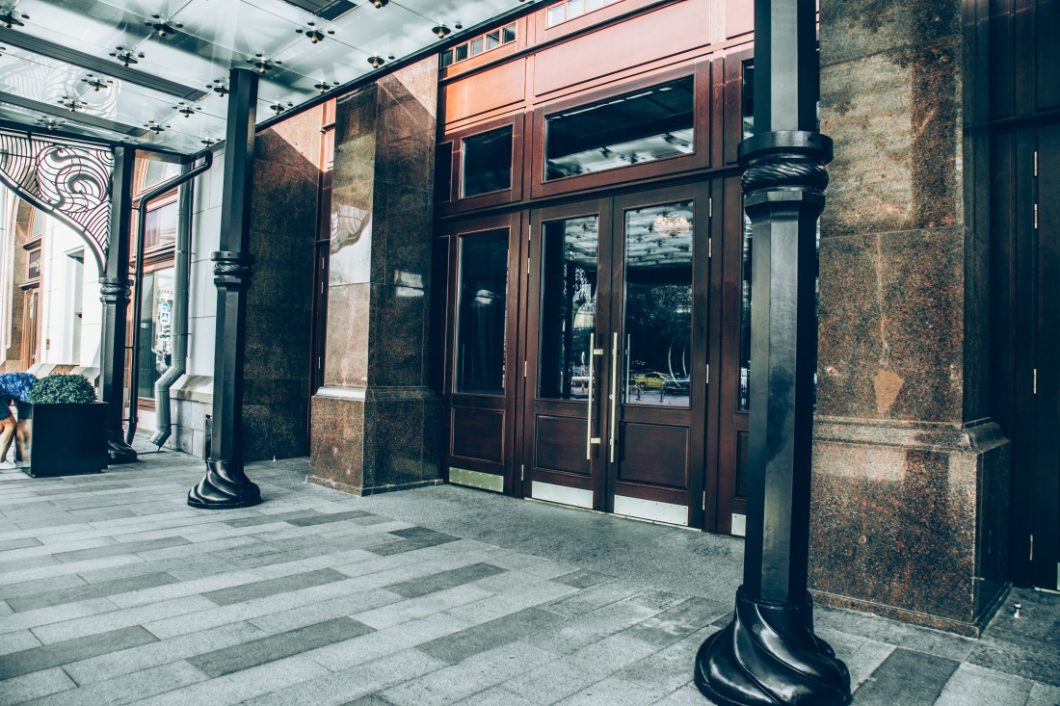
[0,403,15,467]
[15,401,32,462]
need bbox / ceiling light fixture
[247,53,281,75]
[314,80,340,94]
[207,79,229,97]
[110,46,144,67]
[38,118,60,131]
[58,96,88,113]
[144,121,168,135]
[297,22,334,44]
[432,24,451,38]
[0,9,27,28]
[146,14,182,38]
[81,74,112,92]
[367,55,385,68]
[174,101,201,118]
[269,101,293,115]
[371,0,389,7]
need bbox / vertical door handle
[609,331,619,463]
[586,333,603,460]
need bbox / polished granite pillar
[811,0,1009,635]
[308,59,441,495]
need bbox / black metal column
[99,146,137,464]
[188,68,261,508]
[694,1,850,704]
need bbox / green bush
[27,374,97,405]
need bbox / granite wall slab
[812,0,1009,634]
[309,58,442,495]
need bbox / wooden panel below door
[534,415,590,476]
[616,422,688,489]
[451,406,504,464]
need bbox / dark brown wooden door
[1031,123,1060,589]
[519,184,712,525]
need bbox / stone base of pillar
[308,386,443,496]
[809,418,1011,636]
[695,587,851,706]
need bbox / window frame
[439,113,525,216]
[529,63,711,200]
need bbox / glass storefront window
[622,201,694,408]
[461,126,513,198]
[456,230,509,394]
[144,201,178,250]
[136,268,175,399]
[539,216,599,400]
[544,76,695,181]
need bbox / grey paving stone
[0,625,157,679]
[555,676,659,706]
[286,510,374,527]
[0,555,58,574]
[7,571,179,612]
[187,616,373,677]
[0,629,41,656]
[419,606,567,665]
[247,587,403,635]
[32,595,217,645]
[307,613,473,672]
[545,581,643,618]
[966,637,1060,687]
[0,574,86,601]
[53,536,190,563]
[21,661,208,706]
[354,585,494,631]
[366,528,458,556]
[553,569,614,589]
[650,684,706,706]
[383,563,506,600]
[934,663,1034,706]
[0,596,118,635]
[618,628,716,693]
[852,647,960,706]
[243,648,447,706]
[1027,681,1060,706]
[222,510,324,528]
[202,568,350,606]
[0,536,42,551]
[530,593,666,655]
[342,696,400,706]
[453,686,539,706]
[381,640,558,706]
[61,621,266,685]
[621,597,728,648]
[133,654,329,706]
[0,667,75,705]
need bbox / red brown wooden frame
[438,114,526,218]
[441,211,524,494]
[528,62,713,200]
[605,182,713,522]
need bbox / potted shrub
[20,373,107,477]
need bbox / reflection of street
[629,391,689,407]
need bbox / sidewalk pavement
[0,449,1057,705]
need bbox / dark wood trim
[528,62,711,200]
[438,114,526,217]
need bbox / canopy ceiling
[0,0,538,154]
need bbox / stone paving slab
[0,451,1057,706]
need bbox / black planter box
[19,401,108,478]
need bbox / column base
[107,434,138,464]
[187,459,261,509]
[695,587,852,706]
[810,418,1010,634]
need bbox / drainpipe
[126,151,213,445]
[149,171,194,447]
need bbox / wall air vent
[280,0,358,21]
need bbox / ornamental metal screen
[0,128,113,271]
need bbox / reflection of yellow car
[633,372,668,390]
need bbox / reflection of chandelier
[653,214,690,236]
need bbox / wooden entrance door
[1030,123,1060,589]
[519,184,712,525]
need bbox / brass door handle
[609,331,619,463]
[586,332,603,460]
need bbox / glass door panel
[522,202,609,509]
[621,201,694,408]
[539,215,599,401]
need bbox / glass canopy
[0,0,539,154]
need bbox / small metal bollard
[1013,602,1022,619]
